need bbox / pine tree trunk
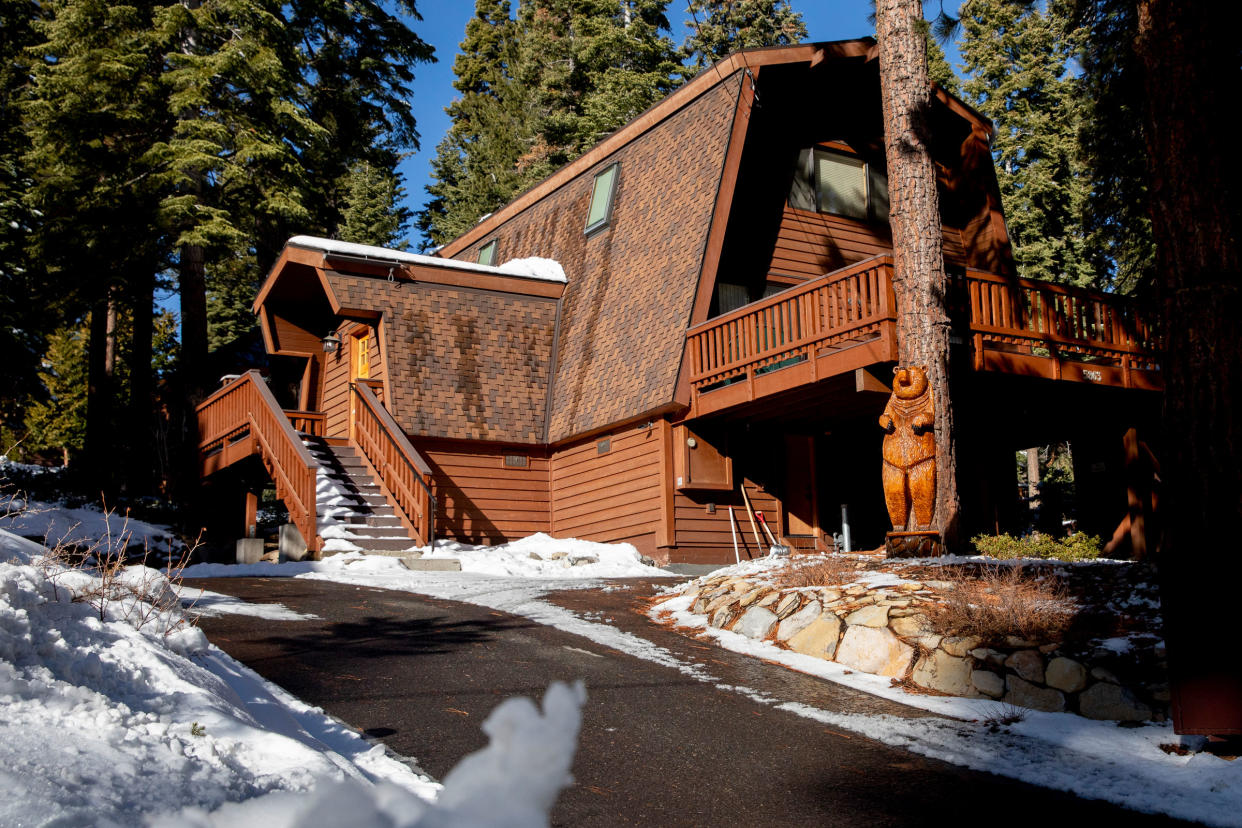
[874,0,961,546]
[1134,0,1242,735]
[126,270,154,496]
[179,243,208,401]
[85,292,114,495]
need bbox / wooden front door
[784,434,817,536]
[352,330,370,380]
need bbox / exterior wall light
[322,331,342,353]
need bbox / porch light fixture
[322,331,342,353]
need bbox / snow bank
[0,540,437,825]
[0,498,180,553]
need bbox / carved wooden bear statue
[879,365,936,531]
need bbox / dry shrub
[771,555,859,589]
[926,564,1073,644]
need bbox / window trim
[584,162,620,235]
[477,239,498,266]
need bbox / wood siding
[416,439,551,545]
[768,206,966,280]
[322,320,383,438]
[550,422,663,552]
[671,479,783,563]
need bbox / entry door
[784,434,817,536]
[352,329,370,380]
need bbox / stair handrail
[350,381,437,548]
[196,370,321,554]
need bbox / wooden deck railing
[686,257,1161,396]
[964,269,1160,373]
[686,256,896,389]
[350,381,436,548]
[197,370,321,553]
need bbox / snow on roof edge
[286,235,567,284]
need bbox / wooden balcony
[685,256,1161,417]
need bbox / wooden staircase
[307,439,423,554]
[197,370,436,557]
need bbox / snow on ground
[184,586,320,621]
[184,545,1242,827]
[0,526,584,826]
[0,497,181,554]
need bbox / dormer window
[477,239,497,266]
[789,147,889,223]
[585,163,619,235]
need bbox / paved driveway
[194,577,1183,826]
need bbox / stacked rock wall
[677,573,1165,723]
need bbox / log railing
[686,256,896,390]
[963,269,1160,373]
[197,370,321,554]
[350,381,436,548]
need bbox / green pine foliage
[22,324,90,465]
[340,162,410,248]
[419,0,681,247]
[959,0,1096,287]
[925,30,959,96]
[682,0,806,74]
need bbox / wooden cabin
[197,39,1161,563]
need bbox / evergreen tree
[419,0,536,246]
[340,162,409,248]
[420,0,681,247]
[960,0,1095,287]
[925,29,959,96]
[682,0,806,74]
[23,324,90,466]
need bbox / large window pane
[816,151,867,219]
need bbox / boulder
[775,593,802,618]
[941,636,981,657]
[757,592,780,608]
[777,601,822,641]
[972,669,1005,698]
[912,650,976,696]
[845,604,889,628]
[736,588,768,608]
[709,605,734,628]
[1004,650,1045,684]
[1044,657,1088,693]
[735,606,778,640]
[787,614,843,660]
[836,626,915,678]
[970,647,1007,667]
[1004,676,1066,712]
[1078,682,1152,722]
[890,614,930,638]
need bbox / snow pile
[0,529,437,825]
[0,498,180,554]
[186,533,669,581]
[497,256,567,283]
[429,533,664,578]
[170,681,586,828]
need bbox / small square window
[585,163,620,234]
[477,239,497,266]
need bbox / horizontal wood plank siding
[551,422,662,545]
[671,480,781,561]
[415,439,550,544]
[322,320,383,438]
[769,207,966,279]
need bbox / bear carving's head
[892,365,929,400]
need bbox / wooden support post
[243,490,259,540]
[1124,427,1148,561]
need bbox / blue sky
[397,2,964,242]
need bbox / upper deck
[684,256,1161,418]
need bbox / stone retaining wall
[675,572,1166,723]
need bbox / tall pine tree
[960,0,1095,287]
[682,0,806,74]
